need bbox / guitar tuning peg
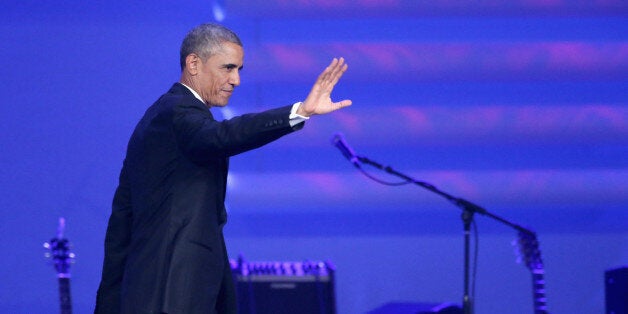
[511,241,517,251]
[43,242,51,249]
[511,238,522,247]
[44,252,52,258]
[512,248,521,262]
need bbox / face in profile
[195,41,244,107]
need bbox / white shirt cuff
[289,102,308,127]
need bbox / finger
[338,99,352,107]
[316,58,338,86]
[325,58,340,77]
[320,59,343,83]
[322,59,347,90]
[333,99,353,110]
[329,62,348,87]
[328,58,345,80]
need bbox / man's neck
[179,81,206,106]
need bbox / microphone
[331,133,359,167]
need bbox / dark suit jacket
[95,83,303,314]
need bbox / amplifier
[230,257,336,314]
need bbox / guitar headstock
[44,217,75,278]
[514,230,544,271]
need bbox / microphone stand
[356,155,534,314]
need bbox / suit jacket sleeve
[95,163,133,313]
[173,96,302,164]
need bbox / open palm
[297,58,352,117]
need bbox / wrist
[293,101,310,118]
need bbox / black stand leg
[462,209,474,314]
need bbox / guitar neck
[58,277,72,314]
[516,230,549,314]
[531,268,548,314]
[46,218,74,314]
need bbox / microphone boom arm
[354,154,535,314]
[356,155,531,233]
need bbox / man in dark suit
[94,23,351,314]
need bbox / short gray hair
[179,23,242,71]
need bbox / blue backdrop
[1,1,626,313]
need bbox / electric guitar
[515,230,548,314]
[44,217,74,314]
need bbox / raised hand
[296,57,352,117]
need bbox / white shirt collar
[180,83,205,104]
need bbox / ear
[185,53,200,75]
